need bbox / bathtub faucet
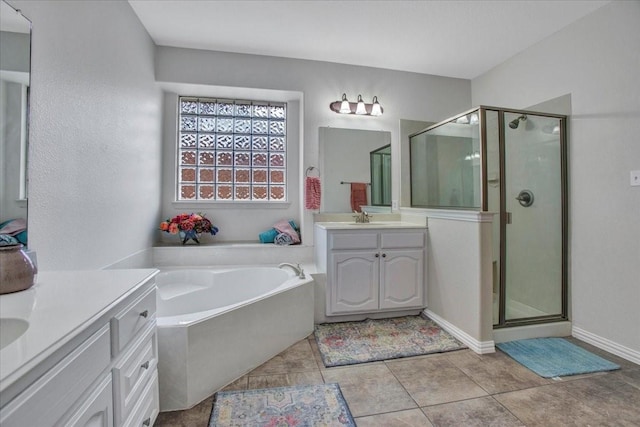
[278,263,305,279]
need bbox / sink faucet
[353,210,371,223]
[278,263,305,279]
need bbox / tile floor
[154,336,640,426]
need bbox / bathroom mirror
[0,0,31,245]
[318,127,391,213]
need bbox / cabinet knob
[142,418,151,426]
[382,253,387,258]
[140,310,149,318]
[375,253,379,258]
[141,361,150,370]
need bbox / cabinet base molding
[423,309,495,354]
[320,309,423,324]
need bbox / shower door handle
[505,212,512,224]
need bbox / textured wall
[472,1,640,355]
[13,0,162,270]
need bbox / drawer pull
[140,310,149,318]
[141,361,150,370]
[142,417,151,426]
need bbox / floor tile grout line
[486,395,528,427]
[383,358,425,412]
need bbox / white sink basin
[0,318,29,350]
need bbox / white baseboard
[572,326,640,366]
[424,309,495,354]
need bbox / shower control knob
[515,190,534,207]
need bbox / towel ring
[305,166,320,177]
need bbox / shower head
[508,115,527,129]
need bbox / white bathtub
[155,266,314,411]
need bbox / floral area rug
[314,315,466,367]
[209,383,355,427]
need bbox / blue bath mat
[496,337,620,378]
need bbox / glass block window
[177,97,287,201]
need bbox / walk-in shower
[409,107,567,328]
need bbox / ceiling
[129,0,610,80]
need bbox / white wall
[472,1,640,356]
[155,46,471,243]
[13,0,162,270]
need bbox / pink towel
[273,219,300,244]
[350,183,368,212]
[305,176,321,210]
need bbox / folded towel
[273,219,300,244]
[350,183,368,212]
[0,218,26,236]
[305,176,321,210]
[274,232,294,246]
[259,220,299,244]
[259,228,279,243]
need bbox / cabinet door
[61,375,113,427]
[328,251,379,314]
[379,249,424,310]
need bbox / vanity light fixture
[330,93,384,116]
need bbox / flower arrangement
[159,213,219,244]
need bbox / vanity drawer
[113,323,158,425]
[111,286,156,356]
[0,325,111,427]
[330,233,378,250]
[122,370,159,427]
[381,231,425,249]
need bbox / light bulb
[455,115,469,124]
[339,93,351,114]
[370,96,382,116]
[355,95,366,115]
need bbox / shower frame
[409,106,568,329]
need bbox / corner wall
[12,0,162,270]
[402,209,495,353]
[472,1,640,360]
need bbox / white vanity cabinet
[315,224,427,316]
[0,270,159,427]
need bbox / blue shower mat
[496,337,620,378]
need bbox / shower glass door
[502,111,566,322]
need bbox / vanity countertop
[0,268,158,394]
[314,221,427,230]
